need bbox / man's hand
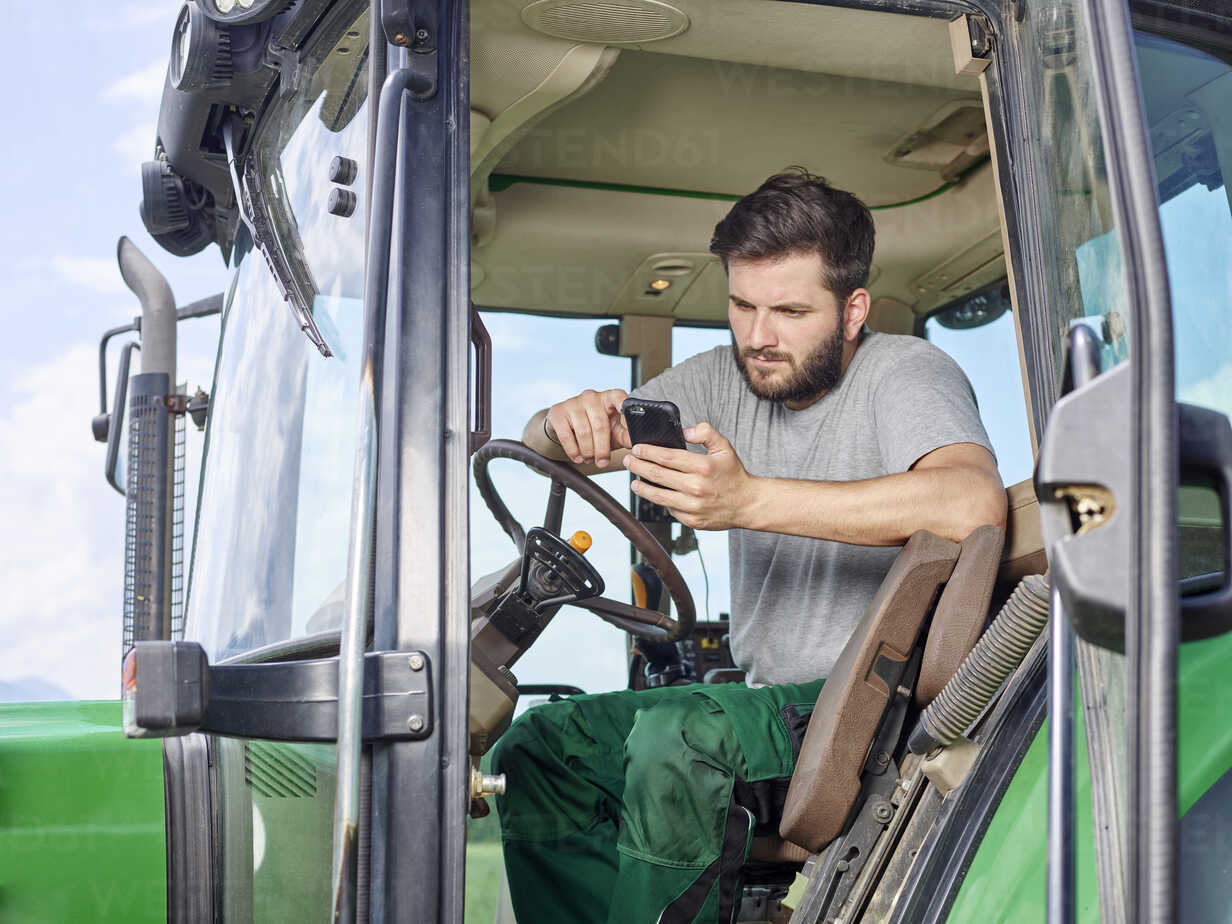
[623,422,756,530]
[545,388,632,468]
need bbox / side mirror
[102,341,140,495]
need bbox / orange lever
[568,530,592,554]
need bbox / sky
[0,4,1227,704]
[0,4,225,699]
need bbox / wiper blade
[223,117,332,358]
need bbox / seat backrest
[779,530,960,851]
[916,524,1005,705]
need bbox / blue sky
[0,4,224,699]
[1,4,1227,702]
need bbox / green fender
[950,630,1232,921]
[0,700,166,922]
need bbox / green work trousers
[490,678,824,924]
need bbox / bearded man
[491,169,1007,924]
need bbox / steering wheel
[473,439,696,643]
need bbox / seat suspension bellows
[908,572,1051,755]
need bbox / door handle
[470,307,492,456]
[1176,401,1232,640]
[1036,327,1131,651]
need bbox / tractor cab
[73,0,1232,920]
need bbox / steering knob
[520,528,604,611]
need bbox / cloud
[102,59,167,106]
[1181,362,1232,422]
[483,314,551,353]
[0,345,127,700]
[85,5,177,32]
[50,255,128,296]
[113,121,157,165]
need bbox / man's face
[727,252,853,408]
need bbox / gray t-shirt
[633,331,994,686]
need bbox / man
[492,170,1006,924]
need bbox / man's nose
[748,309,777,350]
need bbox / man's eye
[778,309,802,318]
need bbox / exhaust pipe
[118,236,176,381]
[117,237,180,648]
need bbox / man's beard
[732,325,845,404]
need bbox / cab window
[922,282,1036,485]
[471,310,634,695]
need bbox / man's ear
[842,289,871,340]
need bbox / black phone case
[622,398,686,521]
[622,398,686,450]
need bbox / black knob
[328,188,357,217]
[92,412,111,443]
[329,156,358,186]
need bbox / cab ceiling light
[649,279,672,291]
[521,0,689,45]
[170,3,233,92]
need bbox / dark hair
[709,169,875,302]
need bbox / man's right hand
[545,388,632,468]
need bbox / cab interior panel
[468,0,1005,325]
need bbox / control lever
[488,528,605,647]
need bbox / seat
[757,524,1005,854]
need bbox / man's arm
[624,423,1006,545]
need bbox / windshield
[184,5,369,661]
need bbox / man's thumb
[684,422,725,451]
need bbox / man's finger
[565,406,596,462]
[585,400,612,467]
[630,443,705,472]
[625,456,690,492]
[602,388,630,414]
[548,408,583,463]
[611,411,633,450]
[629,478,691,512]
[683,421,731,454]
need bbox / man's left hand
[623,422,755,530]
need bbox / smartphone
[621,398,687,452]
[621,398,687,523]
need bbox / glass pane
[923,284,1036,486]
[183,6,369,661]
[471,311,636,697]
[213,737,337,922]
[671,325,734,625]
[1023,0,1141,913]
[1027,1,1136,376]
[1134,30,1231,589]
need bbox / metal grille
[244,741,318,798]
[122,374,172,654]
[171,399,186,640]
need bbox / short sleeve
[629,346,725,430]
[873,342,996,474]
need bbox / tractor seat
[748,524,1005,861]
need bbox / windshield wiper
[223,116,332,357]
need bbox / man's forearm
[740,466,1006,546]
